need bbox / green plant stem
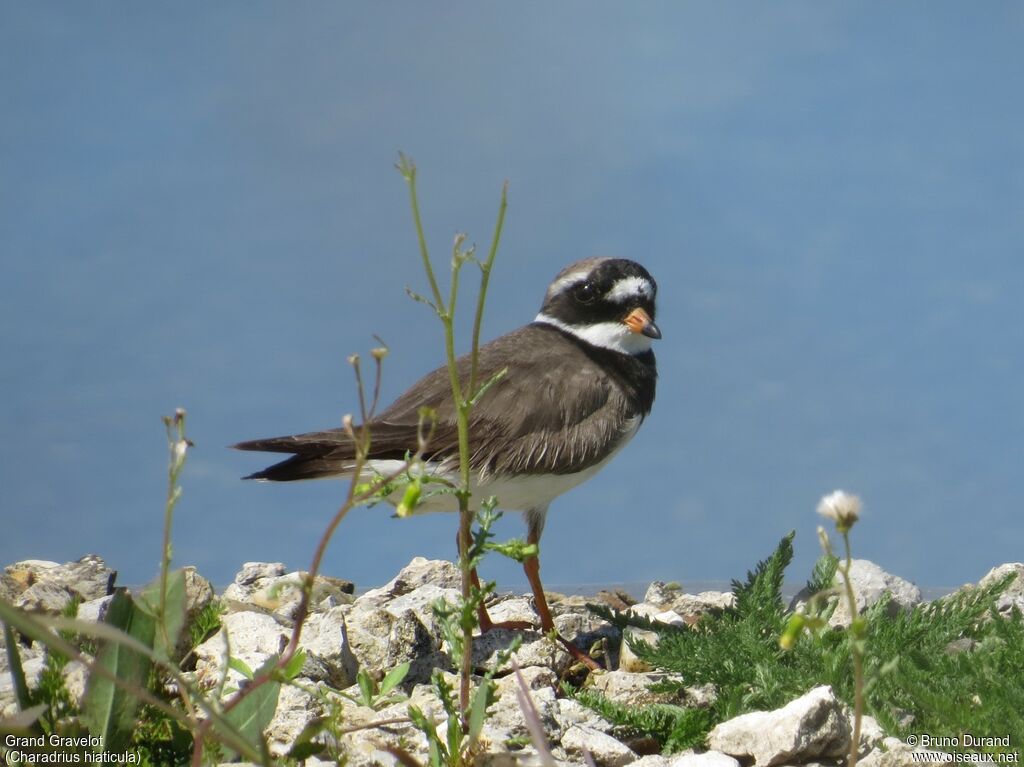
[469,183,507,395]
[158,413,185,659]
[840,530,864,767]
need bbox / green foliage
[83,589,155,753]
[572,687,714,751]
[584,534,1023,761]
[343,661,411,710]
[25,597,82,734]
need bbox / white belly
[362,415,641,514]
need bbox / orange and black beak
[623,307,662,339]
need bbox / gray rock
[15,581,78,614]
[859,737,955,767]
[590,670,681,707]
[76,594,114,624]
[856,714,887,756]
[193,610,290,692]
[619,603,686,673]
[554,697,617,735]
[0,643,46,717]
[345,604,448,686]
[471,627,571,676]
[790,560,922,627]
[977,562,1024,616]
[300,606,359,688]
[644,582,735,618]
[561,724,636,767]
[630,757,673,767]
[669,752,741,767]
[223,564,354,619]
[358,557,461,606]
[6,555,114,614]
[706,685,851,767]
[265,683,325,758]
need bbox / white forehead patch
[605,276,655,304]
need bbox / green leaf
[228,656,254,680]
[379,661,410,698]
[136,568,187,662]
[83,589,156,754]
[282,649,306,681]
[357,668,375,706]
[222,655,280,761]
[467,679,492,746]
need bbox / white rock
[630,756,673,767]
[224,565,353,619]
[977,562,1024,616]
[471,627,571,675]
[265,683,325,757]
[669,752,741,767]
[345,604,447,686]
[76,594,114,624]
[590,670,680,707]
[358,557,461,606]
[706,685,851,767]
[301,606,359,687]
[554,697,616,734]
[0,647,45,717]
[561,724,636,767]
[857,714,887,756]
[193,611,288,691]
[645,582,735,617]
[859,737,956,767]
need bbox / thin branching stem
[469,182,508,396]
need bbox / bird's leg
[522,528,601,671]
[458,532,533,632]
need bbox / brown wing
[235,324,640,480]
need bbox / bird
[235,257,660,664]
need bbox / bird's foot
[556,634,602,671]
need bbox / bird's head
[535,257,660,355]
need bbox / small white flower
[172,439,188,468]
[817,490,861,530]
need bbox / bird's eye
[574,282,596,304]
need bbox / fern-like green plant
[584,533,1022,761]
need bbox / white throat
[534,313,653,355]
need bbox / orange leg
[522,529,600,671]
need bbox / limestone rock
[976,562,1024,616]
[265,683,326,758]
[223,563,354,619]
[859,737,955,767]
[561,724,636,767]
[644,582,735,619]
[590,670,681,707]
[669,752,741,767]
[358,557,461,606]
[7,555,116,614]
[345,603,448,686]
[706,685,851,767]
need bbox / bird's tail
[233,432,353,482]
